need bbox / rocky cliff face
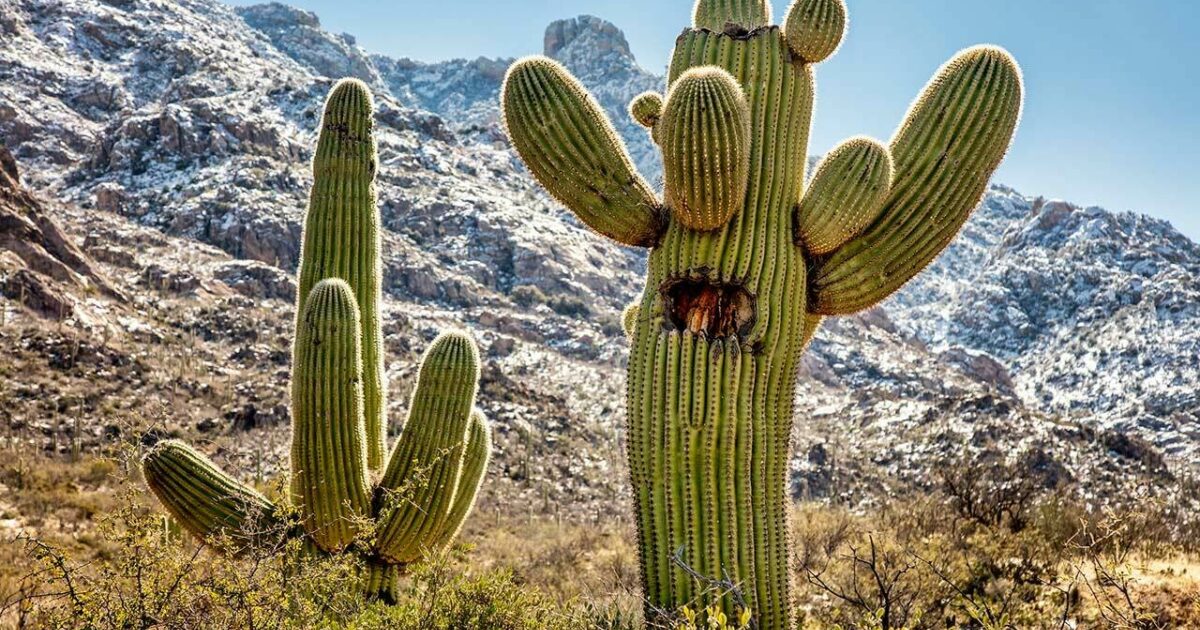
[0,0,1195,516]
[891,188,1200,460]
[371,15,662,178]
[0,146,120,318]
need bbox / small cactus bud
[784,0,847,63]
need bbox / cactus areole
[501,0,1023,626]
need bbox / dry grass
[4,447,1200,629]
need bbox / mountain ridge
[0,0,1195,524]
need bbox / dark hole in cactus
[661,276,755,340]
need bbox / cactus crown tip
[330,77,372,97]
[428,330,481,365]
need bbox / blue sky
[226,0,1200,239]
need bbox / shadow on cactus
[501,0,1023,627]
[142,79,492,603]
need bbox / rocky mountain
[891,188,1200,461]
[0,0,1196,530]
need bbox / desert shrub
[509,284,589,318]
[510,285,548,307]
[794,449,1200,630]
[0,470,615,629]
[548,294,589,317]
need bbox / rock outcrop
[0,147,120,317]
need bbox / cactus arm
[289,279,372,553]
[795,136,893,256]
[693,0,771,31]
[296,79,388,471]
[142,440,283,552]
[782,0,847,63]
[809,46,1024,315]
[660,67,752,232]
[428,410,491,550]
[374,331,480,564]
[629,91,664,132]
[501,56,665,248]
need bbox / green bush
[509,285,547,307]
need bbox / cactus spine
[501,0,1022,626]
[143,79,492,603]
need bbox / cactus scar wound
[661,276,755,340]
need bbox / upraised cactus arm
[806,45,1023,315]
[374,331,483,564]
[795,136,893,256]
[660,67,751,232]
[290,278,372,553]
[428,410,492,550]
[502,57,665,247]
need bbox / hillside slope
[0,0,1194,525]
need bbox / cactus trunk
[625,27,812,625]
[296,80,387,471]
[364,560,400,604]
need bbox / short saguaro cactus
[502,0,1023,627]
[143,79,492,602]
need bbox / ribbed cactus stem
[693,0,772,31]
[502,3,1021,627]
[429,410,492,550]
[365,561,401,604]
[143,440,281,551]
[296,78,387,470]
[290,278,372,552]
[502,57,664,247]
[375,331,482,564]
[660,67,751,232]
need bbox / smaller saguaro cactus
[142,79,492,602]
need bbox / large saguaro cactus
[501,0,1023,626]
[143,79,492,603]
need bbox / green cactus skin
[502,2,1022,625]
[783,0,846,63]
[659,67,751,232]
[693,0,771,32]
[429,410,492,551]
[365,561,401,604]
[142,80,492,604]
[142,440,282,551]
[629,91,664,130]
[809,46,1024,315]
[501,57,665,248]
[375,331,481,564]
[290,278,372,553]
[795,136,893,255]
[296,78,387,471]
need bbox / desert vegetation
[2,442,1198,628]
